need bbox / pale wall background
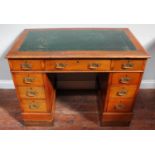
[0,24,155,88]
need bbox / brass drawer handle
[21,61,32,70]
[114,103,126,111]
[120,77,131,84]
[26,89,37,97]
[88,63,100,70]
[55,63,67,69]
[122,61,134,69]
[23,77,35,84]
[29,103,40,110]
[117,89,128,96]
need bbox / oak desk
[6,28,150,126]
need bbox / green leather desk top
[19,30,136,52]
[7,28,149,59]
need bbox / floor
[0,89,155,130]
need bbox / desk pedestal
[12,73,56,125]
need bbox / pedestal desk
[6,28,150,126]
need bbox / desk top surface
[19,30,136,51]
[6,28,149,59]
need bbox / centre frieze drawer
[45,60,111,71]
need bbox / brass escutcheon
[88,63,101,70]
[29,102,40,110]
[114,103,126,111]
[117,89,128,96]
[120,77,131,84]
[55,63,67,69]
[23,77,35,84]
[26,88,37,97]
[122,61,134,69]
[21,61,32,70]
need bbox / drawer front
[45,60,111,71]
[106,98,133,112]
[17,87,45,99]
[111,60,145,71]
[13,73,44,86]
[9,60,44,71]
[20,99,48,113]
[109,85,137,98]
[111,73,141,85]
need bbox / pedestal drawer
[109,85,137,98]
[106,98,134,112]
[13,73,44,86]
[17,86,45,99]
[20,99,48,113]
[111,73,141,85]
